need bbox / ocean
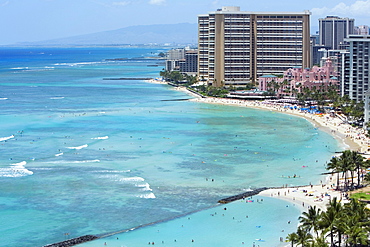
[0,47,341,247]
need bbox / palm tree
[296,227,313,247]
[344,199,370,227]
[348,151,364,189]
[320,198,343,246]
[339,150,356,191]
[345,224,369,246]
[326,156,341,190]
[364,172,370,184]
[310,233,329,247]
[299,206,322,238]
[286,232,299,247]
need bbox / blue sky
[1,0,370,45]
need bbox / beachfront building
[338,35,370,103]
[198,6,311,87]
[179,50,198,76]
[165,48,198,75]
[258,59,338,97]
[319,16,355,50]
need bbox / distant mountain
[18,23,198,46]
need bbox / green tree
[309,233,329,247]
[299,206,322,238]
[286,232,299,247]
[326,156,342,190]
[345,224,368,246]
[296,227,313,247]
[320,198,343,246]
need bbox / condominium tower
[198,6,311,87]
[319,16,355,50]
[339,35,370,102]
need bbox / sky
[0,0,370,45]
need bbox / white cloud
[311,0,370,17]
[149,0,166,5]
[112,1,131,6]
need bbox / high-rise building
[179,50,198,75]
[165,48,198,75]
[198,6,311,87]
[338,35,370,103]
[355,25,370,35]
[319,16,355,50]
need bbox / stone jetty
[218,187,269,204]
[43,235,98,247]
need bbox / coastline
[144,80,368,244]
[151,81,368,206]
[185,97,357,205]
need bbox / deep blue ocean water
[0,47,341,247]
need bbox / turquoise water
[80,196,302,247]
[0,47,341,247]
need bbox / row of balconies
[255,41,303,45]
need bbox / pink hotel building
[258,59,339,97]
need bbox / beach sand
[144,81,369,244]
[161,83,369,206]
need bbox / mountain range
[17,23,198,46]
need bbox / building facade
[165,48,198,75]
[319,16,355,50]
[259,59,338,97]
[198,6,311,87]
[354,25,369,35]
[179,50,198,75]
[339,35,370,103]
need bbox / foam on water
[137,182,153,191]
[0,161,33,177]
[0,135,14,141]
[91,136,109,140]
[46,160,100,164]
[139,192,156,199]
[0,47,342,247]
[121,176,145,182]
[67,144,88,150]
[92,170,131,173]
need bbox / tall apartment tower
[339,35,370,103]
[198,6,311,87]
[319,16,355,50]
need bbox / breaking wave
[0,161,33,178]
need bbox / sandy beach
[151,81,369,211]
[188,95,367,205]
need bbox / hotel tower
[198,6,311,87]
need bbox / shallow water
[0,47,341,247]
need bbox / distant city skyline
[1,0,370,45]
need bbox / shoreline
[145,80,367,241]
[156,82,368,191]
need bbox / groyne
[218,187,269,203]
[43,235,98,247]
[43,187,274,246]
